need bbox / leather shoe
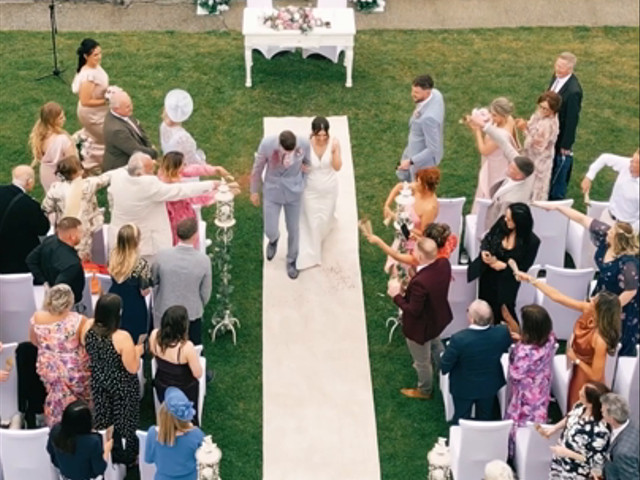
[266,238,278,261]
[287,262,299,280]
[400,388,432,399]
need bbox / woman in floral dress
[538,381,611,479]
[29,284,91,427]
[505,304,556,457]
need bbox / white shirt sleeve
[585,153,629,180]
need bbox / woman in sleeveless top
[297,116,343,270]
[28,102,77,192]
[82,294,143,466]
[150,306,203,426]
[29,284,91,427]
[519,273,621,411]
[71,38,109,169]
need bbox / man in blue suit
[250,130,310,279]
[600,393,640,480]
[396,74,445,181]
[440,299,512,424]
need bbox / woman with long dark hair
[82,293,143,466]
[47,400,112,480]
[71,38,109,169]
[468,202,540,323]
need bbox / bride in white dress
[297,117,342,270]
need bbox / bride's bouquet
[459,107,491,128]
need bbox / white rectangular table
[242,8,356,88]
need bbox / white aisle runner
[262,116,381,480]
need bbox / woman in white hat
[160,89,209,167]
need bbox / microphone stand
[36,0,66,82]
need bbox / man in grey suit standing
[397,74,445,182]
[600,393,640,480]
[250,130,310,279]
[151,218,212,346]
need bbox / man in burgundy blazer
[388,237,453,399]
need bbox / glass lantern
[214,180,236,229]
[427,437,451,480]
[196,435,222,480]
[394,181,415,233]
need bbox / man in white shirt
[600,393,640,480]
[581,149,639,231]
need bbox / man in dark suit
[600,393,640,480]
[440,299,512,424]
[103,90,157,171]
[387,237,453,399]
[0,165,50,274]
[26,217,85,310]
[548,52,583,200]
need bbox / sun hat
[164,89,193,123]
[164,387,196,422]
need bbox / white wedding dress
[297,139,338,270]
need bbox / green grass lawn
[0,27,638,479]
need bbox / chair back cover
[531,200,573,267]
[136,430,157,480]
[441,265,476,339]
[514,264,541,315]
[0,342,18,423]
[0,428,57,480]
[514,422,561,480]
[450,419,512,479]
[0,273,36,343]
[435,197,465,264]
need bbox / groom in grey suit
[397,74,445,182]
[250,130,310,279]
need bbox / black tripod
[36,0,65,82]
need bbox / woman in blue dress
[107,223,152,342]
[537,203,639,356]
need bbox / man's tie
[550,78,560,93]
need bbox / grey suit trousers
[263,198,301,265]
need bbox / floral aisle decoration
[196,0,231,15]
[351,0,384,12]
[263,6,331,33]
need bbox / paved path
[0,0,638,32]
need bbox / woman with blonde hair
[42,155,111,260]
[464,97,519,211]
[536,202,639,356]
[28,102,77,191]
[108,224,151,342]
[145,387,205,480]
[29,284,91,426]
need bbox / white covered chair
[449,419,513,480]
[0,342,19,424]
[136,430,157,480]
[90,225,110,265]
[605,343,622,388]
[99,430,126,480]
[537,265,594,341]
[440,265,476,339]
[566,200,609,269]
[530,200,574,268]
[498,351,510,419]
[439,370,455,422]
[301,0,348,63]
[435,197,465,264]
[82,273,95,318]
[0,427,57,480]
[514,422,562,480]
[551,353,573,416]
[514,264,541,315]
[0,273,37,343]
[96,273,112,296]
[151,355,207,426]
[463,198,491,262]
[247,0,296,59]
[613,345,640,425]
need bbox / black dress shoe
[287,262,299,279]
[266,238,279,261]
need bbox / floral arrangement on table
[196,0,231,15]
[351,0,381,12]
[263,6,331,33]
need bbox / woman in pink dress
[29,284,91,427]
[157,151,227,246]
[28,102,76,192]
[514,91,561,201]
[464,97,519,212]
[504,304,556,458]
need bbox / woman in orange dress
[519,272,621,410]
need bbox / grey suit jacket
[250,135,310,204]
[400,88,445,179]
[484,177,534,229]
[604,422,640,480]
[103,111,158,171]
[151,244,212,327]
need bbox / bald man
[0,165,50,273]
[103,90,157,171]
